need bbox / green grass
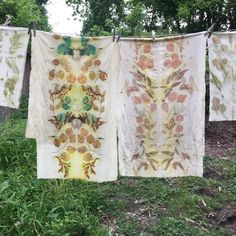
[0,104,236,235]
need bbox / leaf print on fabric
[211,97,226,113]
[0,28,29,108]
[6,58,19,74]
[9,31,24,54]
[56,35,96,59]
[119,33,206,177]
[46,35,110,179]
[209,32,236,121]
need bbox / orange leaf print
[143,44,151,53]
[78,146,87,154]
[83,153,92,161]
[177,94,187,103]
[67,74,76,83]
[65,127,73,136]
[59,133,68,143]
[81,128,88,137]
[67,145,76,153]
[69,134,76,143]
[78,74,87,84]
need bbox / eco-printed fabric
[208,32,236,121]
[26,31,119,181]
[118,32,206,177]
[0,26,29,108]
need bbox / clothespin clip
[152,30,156,42]
[112,28,116,42]
[116,35,120,42]
[28,22,37,37]
[204,23,215,38]
[3,15,12,26]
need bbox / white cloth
[0,26,29,108]
[27,31,119,181]
[118,32,206,177]
[208,32,236,121]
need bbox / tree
[66,0,236,35]
[0,0,50,31]
[66,0,126,35]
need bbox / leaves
[173,161,184,170]
[163,157,174,170]
[6,58,19,74]
[9,31,24,54]
[182,152,190,160]
[211,72,222,91]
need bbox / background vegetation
[66,0,236,36]
[0,0,50,31]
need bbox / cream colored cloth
[0,26,29,108]
[27,31,119,181]
[118,32,206,177]
[208,32,236,121]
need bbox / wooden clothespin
[112,28,116,42]
[116,35,120,42]
[152,30,156,42]
[3,15,12,26]
[204,23,215,38]
[28,22,37,37]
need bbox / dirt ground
[205,117,236,159]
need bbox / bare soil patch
[208,201,236,234]
[205,117,236,159]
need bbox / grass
[0,100,235,235]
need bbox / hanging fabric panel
[209,32,236,121]
[0,26,29,108]
[27,31,119,181]
[118,32,206,177]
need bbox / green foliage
[0,0,50,31]
[66,0,236,36]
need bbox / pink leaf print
[146,58,154,69]
[161,102,169,112]
[176,125,183,133]
[142,93,150,103]
[133,96,142,104]
[171,59,181,69]
[143,44,151,53]
[177,94,187,103]
[150,103,157,113]
[136,116,143,123]
[137,126,144,134]
[167,43,174,52]
[164,59,171,68]
[176,114,184,121]
[168,92,177,102]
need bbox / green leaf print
[6,58,19,74]
[9,31,24,54]
[211,72,222,91]
[80,44,96,56]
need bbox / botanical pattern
[50,35,107,179]
[27,32,118,181]
[209,33,236,121]
[0,27,29,108]
[119,33,205,177]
